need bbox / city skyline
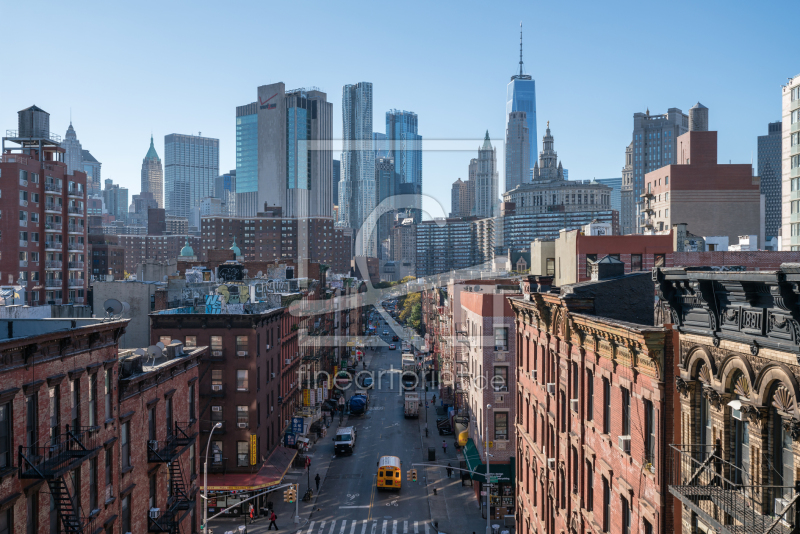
[1,1,795,218]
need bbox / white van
[333,426,357,455]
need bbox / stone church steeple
[532,122,564,181]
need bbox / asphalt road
[303,327,434,533]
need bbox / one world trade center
[506,23,537,180]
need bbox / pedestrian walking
[442,440,447,454]
[432,394,436,404]
[249,504,254,523]
[267,511,278,530]
[315,473,321,492]
[446,463,453,478]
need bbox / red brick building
[117,342,205,534]
[88,234,125,280]
[0,106,88,306]
[149,306,294,515]
[117,234,201,274]
[0,319,126,534]
[510,273,676,534]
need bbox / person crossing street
[267,511,278,530]
[315,473,321,492]
[442,440,447,454]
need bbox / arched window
[728,372,750,486]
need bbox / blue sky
[1,0,797,214]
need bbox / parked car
[389,344,396,350]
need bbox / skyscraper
[247,83,332,219]
[759,121,782,239]
[103,178,129,223]
[386,109,422,220]
[782,75,800,249]
[81,150,101,195]
[141,135,163,208]
[450,178,474,218]
[61,122,82,174]
[506,23,537,177]
[164,133,219,218]
[332,159,340,210]
[235,102,258,216]
[473,131,498,218]
[340,82,375,255]
[504,111,530,193]
[375,157,395,258]
[532,122,563,181]
[215,170,237,217]
[620,107,688,234]
[620,142,634,234]
[595,177,622,213]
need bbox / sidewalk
[417,398,489,534]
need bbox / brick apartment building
[655,265,800,534]
[459,288,519,520]
[199,215,352,274]
[117,234,202,274]
[640,130,762,244]
[0,106,89,306]
[150,305,297,513]
[510,271,676,534]
[88,234,125,280]
[117,342,205,533]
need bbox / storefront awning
[462,439,514,483]
[206,446,297,491]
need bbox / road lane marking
[317,520,326,533]
[424,523,429,534]
[381,520,388,534]
[350,520,358,534]
[340,521,347,534]
[371,520,377,534]
[393,520,397,534]
[328,521,337,534]
[413,521,419,534]
[403,521,408,533]
[305,520,315,534]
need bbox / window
[49,386,60,442]
[189,383,196,421]
[148,407,156,441]
[586,371,594,421]
[105,448,113,498]
[585,461,593,511]
[586,254,597,278]
[212,369,223,391]
[121,494,131,534]
[545,258,555,276]
[492,366,508,391]
[25,394,37,448]
[631,254,642,272]
[211,405,223,422]
[236,335,249,355]
[603,378,611,434]
[121,422,130,469]
[621,387,630,436]
[0,403,9,469]
[571,447,579,493]
[645,399,655,466]
[70,379,80,430]
[149,474,157,509]
[104,368,112,421]
[26,491,37,534]
[166,397,173,437]
[190,443,196,477]
[494,412,508,441]
[184,335,196,348]
[159,336,171,345]
[237,405,249,427]
[211,441,223,464]
[494,327,508,351]
[89,457,98,511]
[622,496,631,534]
[602,476,610,532]
[644,520,653,534]
[237,441,249,466]
[89,374,96,426]
[211,336,223,354]
[237,370,249,391]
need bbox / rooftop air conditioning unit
[148,439,158,451]
[212,406,222,412]
[237,351,248,357]
[271,373,276,378]
[285,359,291,365]
[618,435,631,454]
[266,344,270,350]
[547,458,556,471]
[546,383,556,396]
[531,370,537,382]
[570,399,579,412]
[149,508,160,519]
[211,384,222,391]
[238,422,248,429]
[775,498,792,527]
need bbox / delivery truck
[404,392,420,418]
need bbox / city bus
[376,455,402,490]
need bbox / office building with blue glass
[235,102,258,216]
[506,25,537,177]
[164,133,219,219]
[386,109,422,220]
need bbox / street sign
[250,434,257,465]
[489,476,498,483]
[291,417,304,434]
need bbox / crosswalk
[295,519,431,534]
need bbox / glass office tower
[386,109,422,220]
[507,77,537,175]
[235,102,258,216]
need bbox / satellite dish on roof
[146,345,162,364]
[163,275,168,282]
[156,341,166,350]
[170,339,180,345]
[104,299,129,319]
[134,348,146,357]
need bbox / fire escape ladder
[49,477,84,533]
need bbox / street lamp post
[203,422,222,531]
[486,403,491,534]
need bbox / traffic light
[407,469,417,482]
[287,486,297,503]
[283,488,290,503]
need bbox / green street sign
[489,476,498,483]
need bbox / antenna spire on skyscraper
[519,21,524,77]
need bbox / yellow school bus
[376,456,402,490]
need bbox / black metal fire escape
[18,425,100,534]
[147,421,197,533]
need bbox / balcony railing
[68,261,84,269]
[68,243,84,251]
[45,241,63,250]
[68,206,83,215]
[68,279,84,287]
[45,260,62,269]
[45,204,62,212]
[18,425,100,479]
[67,225,84,233]
[45,280,63,288]
[45,223,62,232]
[146,421,196,463]
[200,385,225,398]
[45,183,62,193]
[148,508,181,533]
[73,297,85,304]
[207,349,224,362]
[200,421,226,434]
[67,188,84,198]
[669,441,800,534]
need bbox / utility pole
[486,403,492,534]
